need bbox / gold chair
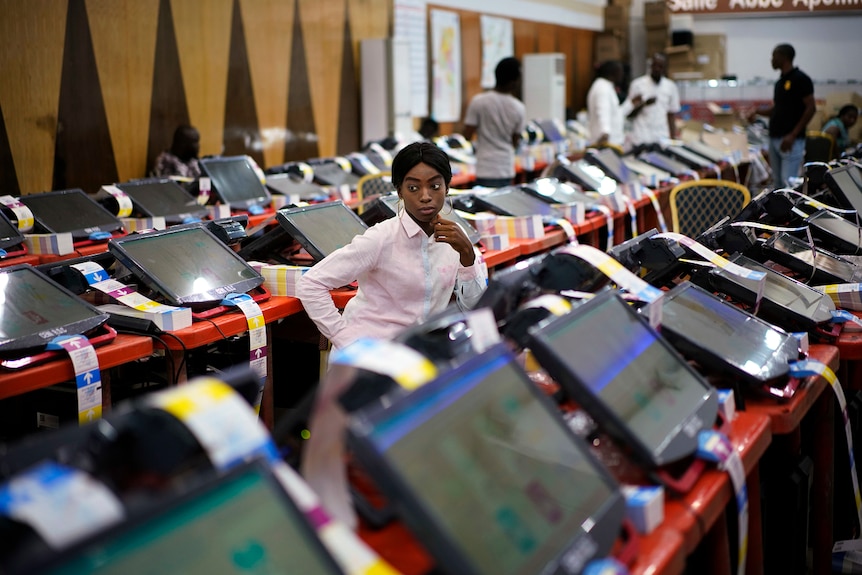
[355,171,392,214]
[805,130,835,163]
[669,178,751,238]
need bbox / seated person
[153,125,202,179]
[822,104,858,158]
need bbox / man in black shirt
[749,44,815,187]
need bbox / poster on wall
[431,9,462,123]
[480,16,514,89]
[394,0,429,117]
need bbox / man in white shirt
[625,53,681,147]
[462,57,527,188]
[587,60,633,149]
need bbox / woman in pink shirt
[297,142,488,349]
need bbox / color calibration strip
[46,334,103,425]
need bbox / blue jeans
[768,137,805,189]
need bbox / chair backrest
[805,130,835,163]
[669,178,751,238]
[355,172,392,214]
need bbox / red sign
[668,0,862,14]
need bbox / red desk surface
[511,229,568,257]
[836,327,862,361]
[0,334,154,400]
[630,526,686,575]
[37,242,111,264]
[0,254,39,268]
[483,244,522,269]
[662,410,772,554]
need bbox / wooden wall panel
[336,16,360,154]
[240,0,294,169]
[572,30,596,113]
[557,26,577,113]
[171,0,233,157]
[223,0,263,166]
[146,0,189,175]
[347,0,391,84]
[0,103,19,196]
[86,0,159,183]
[513,19,537,61]
[0,0,68,194]
[284,0,318,162]
[459,12,482,131]
[535,22,557,54]
[299,0,347,159]
[53,0,117,193]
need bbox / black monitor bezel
[638,151,691,176]
[519,177,599,208]
[276,201,369,262]
[20,189,124,240]
[586,148,637,184]
[264,173,329,201]
[761,231,860,284]
[824,164,862,215]
[526,289,718,468]
[311,161,362,189]
[681,140,726,164]
[659,282,797,389]
[115,178,209,224]
[108,225,264,306]
[804,209,862,255]
[348,342,625,575]
[621,156,673,182]
[0,209,25,250]
[199,155,272,211]
[0,264,110,356]
[32,458,345,575]
[707,253,835,331]
[663,145,716,170]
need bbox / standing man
[747,44,815,187]
[625,53,681,146]
[587,60,632,149]
[462,57,526,188]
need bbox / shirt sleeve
[464,96,479,127]
[454,249,488,310]
[296,231,379,347]
[667,81,682,114]
[592,83,613,138]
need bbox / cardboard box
[604,4,629,32]
[595,32,623,63]
[644,1,671,29]
[666,45,695,77]
[691,34,726,79]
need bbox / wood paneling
[557,27,577,113]
[87,0,159,183]
[513,19,537,60]
[171,0,233,157]
[347,0,391,84]
[0,103,19,196]
[53,0,117,193]
[336,17,360,154]
[572,30,596,113]
[0,0,67,194]
[223,0,263,167]
[147,0,189,175]
[240,0,294,169]
[299,0,347,159]
[535,22,557,54]
[459,11,482,129]
[284,0,318,163]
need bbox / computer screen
[520,178,597,207]
[311,162,361,189]
[43,462,344,574]
[682,140,726,164]
[805,209,862,255]
[473,187,564,219]
[0,265,109,355]
[660,282,797,387]
[108,226,263,306]
[763,232,861,284]
[710,254,835,329]
[20,189,124,240]
[621,156,672,182]
[0,209,24,250]
[638,151,690,176]
[264,173,329,202]
[586,148,636,183]
[527,291,717,467]
[115,179,208,224]
[276,201,369,262]
[825,164,862,215]
[665,145,715,170]
[349,343,624,575]
[199,156,272,211]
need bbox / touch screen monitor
[472,187,565,220]
[520,178,598,207]
[804,209,862,255]
[311,162,361,189]
[664,145,716,170]
[199,156,272,212]
[115,179,209,224]
[0,264,109,356]
[276,201,369,262]
[762,232,862,285]
[824,164,862,215]
[264,173,329,202]
[373,194,481,246]
[681,140,727,164]
[40,460,344,575]
[586,148,637,184]
[660,282,799,389]
[0,209,24,251]
[20,189,123,240]
[108,225,263,307]
[708,254,835,331]
[638,151,691,176]
[349,343,625,575]
[527,291,718,468]
[621,157,672,183]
